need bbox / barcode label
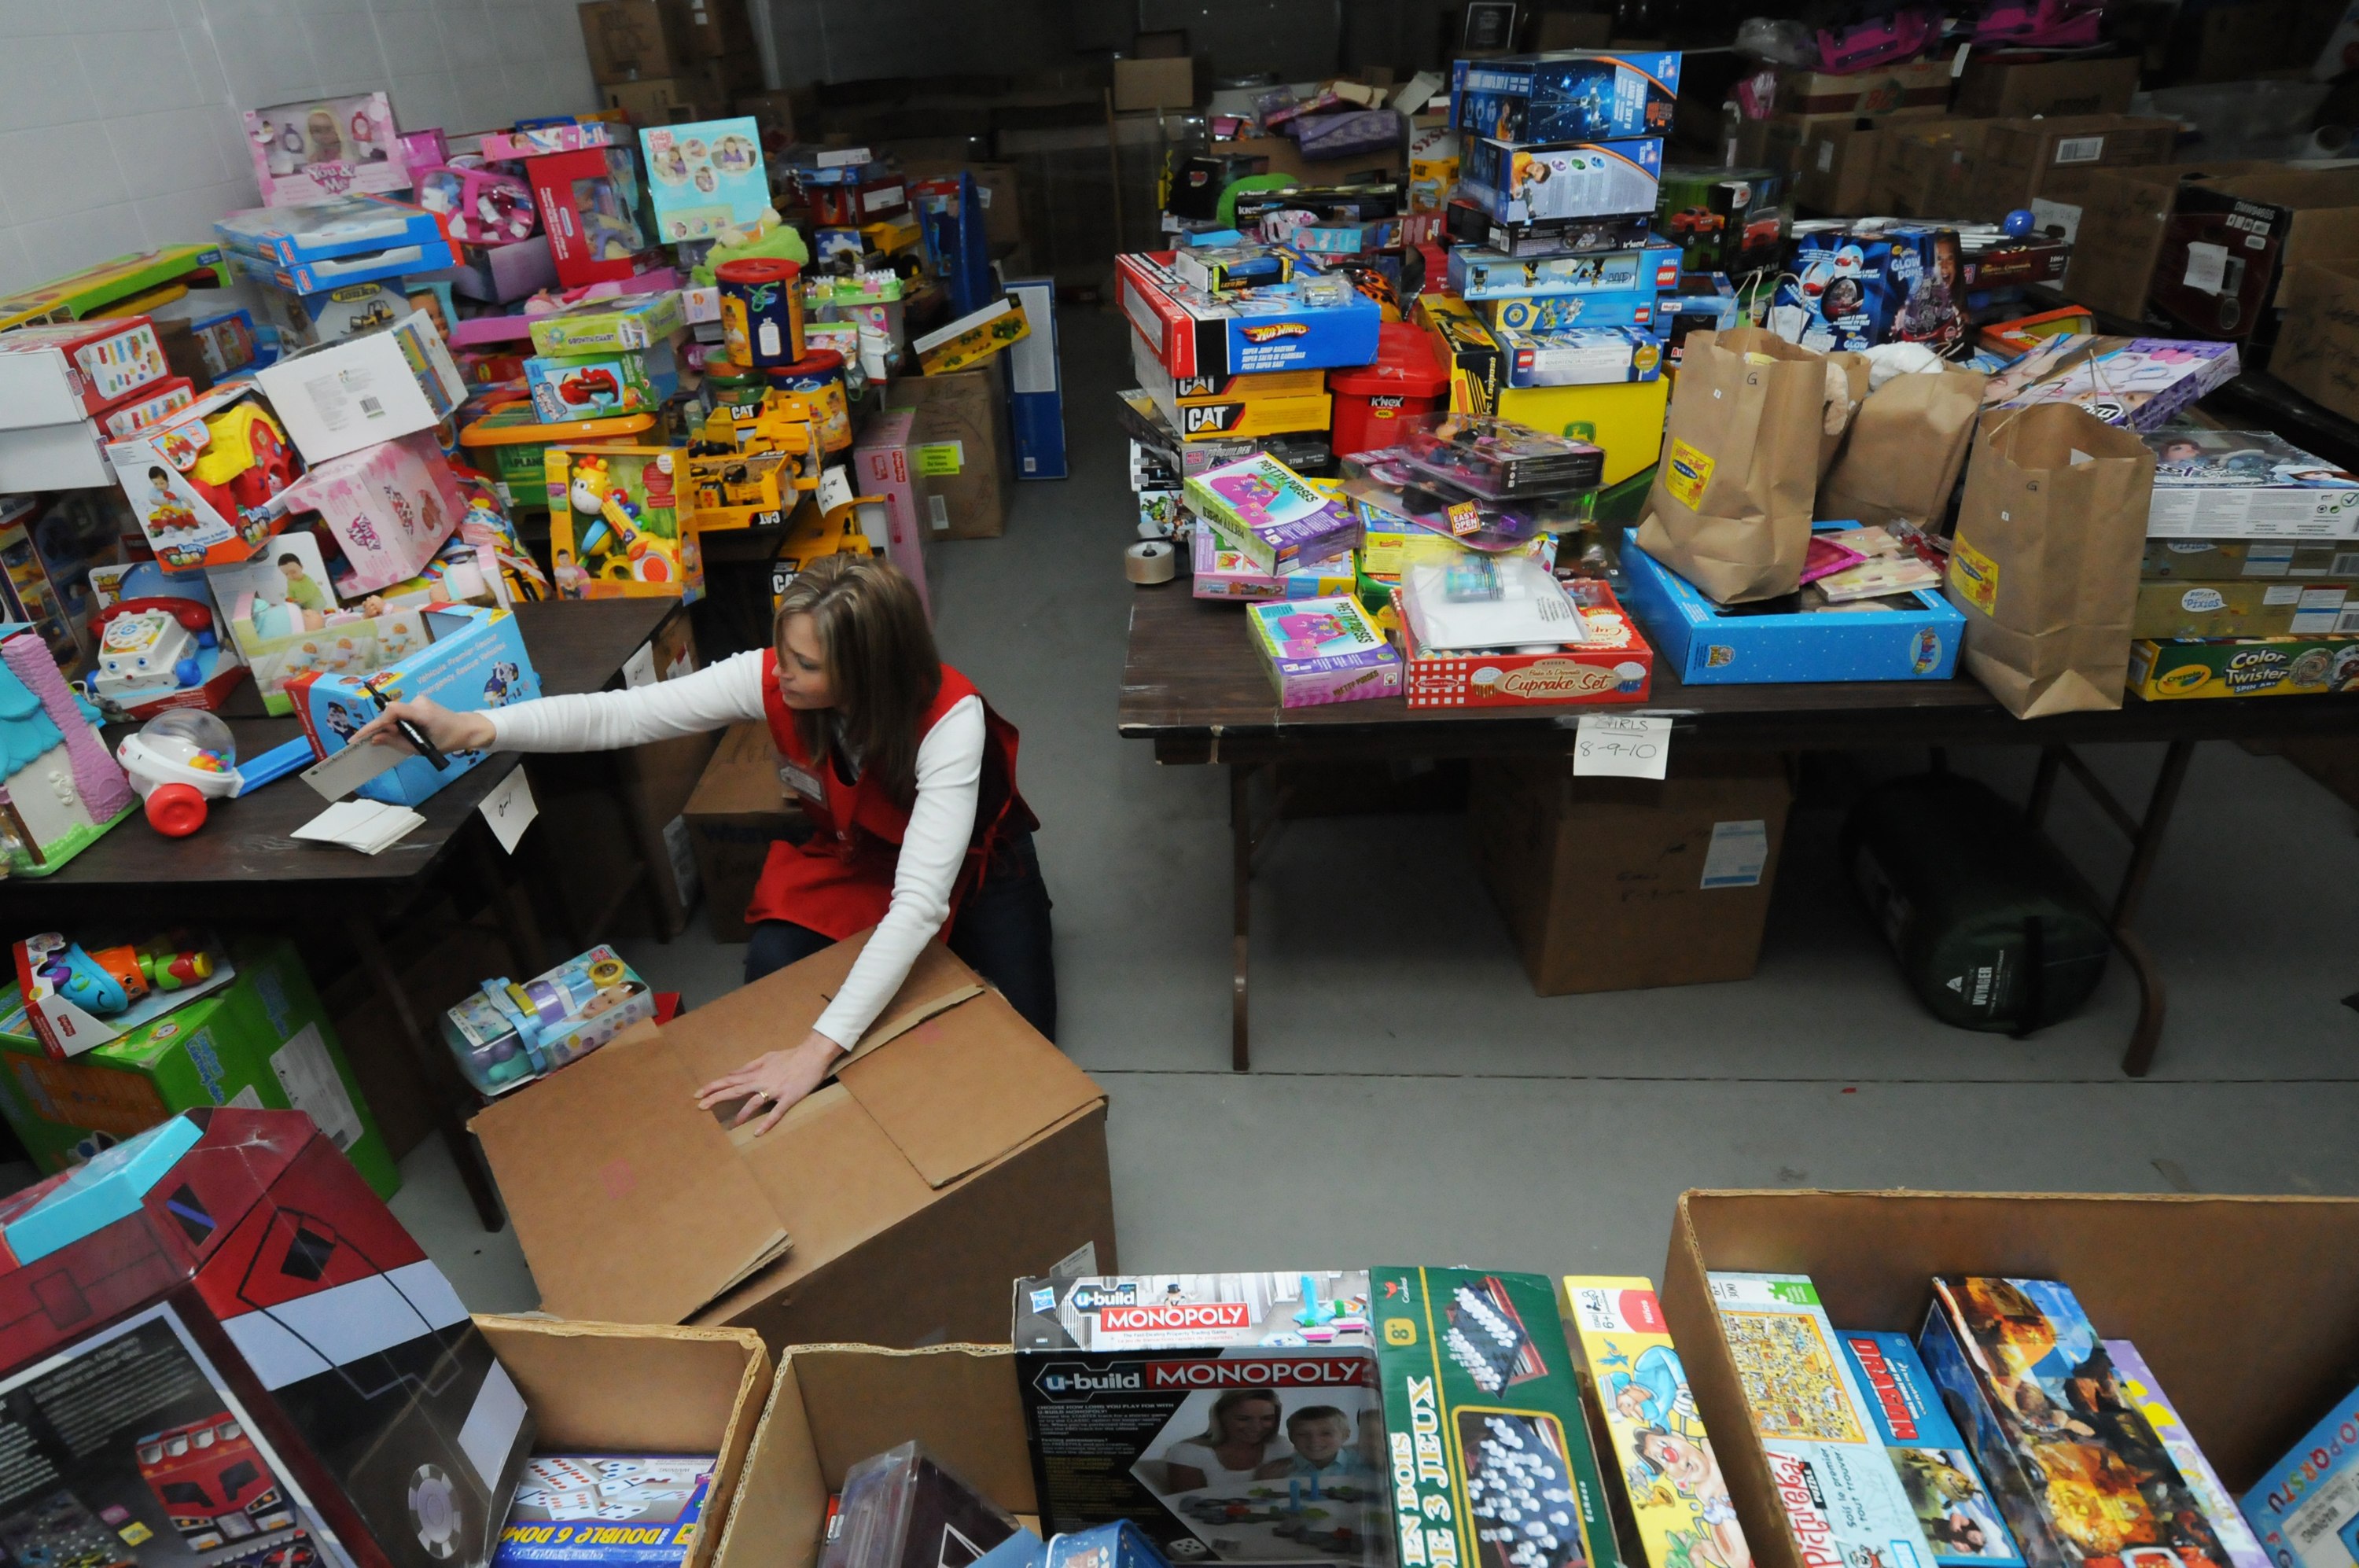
[359,396,383,417]
[929,494,949,532]
[2337,605,2359,633]
[2332,552,2359,575]
[2053,135,2105,164]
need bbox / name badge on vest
[777,760,826,802]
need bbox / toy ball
[2004,208,2036,237]
[116,710,243,837]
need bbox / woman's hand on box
[694,1030,844,1136]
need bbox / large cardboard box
[580,0,688,81]
[1871,119,1993,218]
[685,720,810,944]
[0,937,401,1196]
[471,936,1113,1352]
[1964,114,2178,224]
[604,67,733,124]
[901,160,1024,252]
[2273,257,2359,421]
[1470,753,1793,996]
[1219,133,1407,182]
[892,366,1014,540]
[2061,162,2267,315]
[1772,108,1942,214]
[709,1344,1032,1568]
[1954,53,2140,118]
[478,1316,771,1568]
[1776,57,1953,116]
[1657,1190,2359,1568]
[1114,56,1195,111]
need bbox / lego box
[1459,139,1664,229]
[0,937,399,1198]
[1452,52,1683,143]
[1013,1272,1389,1568]
[0,1106,534,1568]
[1447,246,1681,302]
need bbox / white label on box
[1051,1241,1099,1278]
[1815,139,1836,173]
[2030,198,2082,242]
[227,1083,265,1110]
[272,1022,363,1151]
[300,366,385,434]
[1951,42,1971,75]
[478,767,537,854]
[663,812,700,906]
[2302,587,2350,610]
[1573,712,1669,779]
[2184,242,2230,295]
[1006,282,1057,396]
[929,493,950,532]
[2247,545,2298,576]
[1700,819,1771,889]
[2291,610,2340,632]
[2265,584,2306,605]
[2054,134,2105,164]
[818,465,856,513]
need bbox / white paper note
[479,767,538,854]
[1573,712,1670,779]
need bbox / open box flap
[731,1082,938,1282]
[471,1025,790,1325]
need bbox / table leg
[344,909,506,1231]
[1231,763,1252,1073]
[2026,746,2063,826]
[472,826,551,976]
[616,749,679,942]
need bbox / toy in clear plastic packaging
[1344,449,1595,550]
[1397,412,1603,496]
[1400,554,1595,653]
[819,1443,1023,1568]
[439,944,655,1095]
[19,933,215,1016]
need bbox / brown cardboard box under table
[1658,1190,2359,1568]
[472,937,1113,1352]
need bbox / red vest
[746,654,1035,938]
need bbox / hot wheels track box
[0,1106,532,1568]
[1013,1272,1390,1568]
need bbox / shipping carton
[1777,58,1954,116]
[1873,122,1994,219]
[1470,754,1791,996]
[683,720,808,944]
[476,1316,770,1568]
[1775,109,1945,215]
[2272,258,2359,423]
[1658,1192,2359,1568]
[580,0,689,81]
[1954,55,2140,119]
[470,935,1113,1352]
[2061,164,2269,318]
[1115,57,1196,112]
[891,368,1015,541]
[1963,116,2178,225]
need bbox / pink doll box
[245,92,409,204]
[414,161,540,246]
[271,432,466,595]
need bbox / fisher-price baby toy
[115,710,311,836]
[23,934,215,1018]
[438,944,655,1095]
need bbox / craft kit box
[289,603,542,806]
[470,936,1113,1352]
[0,938,399,1197]
[2144,430,2359,538]
[1656,1191,2359,1568]
[1460,138,1665,228]
[2127,635,2359,699]
[1452,51,1683,142]
[0,1106,534,1568]
[1246,593,1401,706]
[1396,578,1653,709]
[1117,253,1383,380]
[1371,1268,1621,1568]
[1013,1272,1386,1566]
[1184,453,1358,575]
[2132,578,2359,639]
[1621,529,1963,683]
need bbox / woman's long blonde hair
[772,557,941,806]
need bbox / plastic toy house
[0,622,135,875]
[0,1106,532,1568]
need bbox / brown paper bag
[1943,403,2156,718]
[1819,364,1989,528]
[1636,329,1860,603]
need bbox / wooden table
[0,597,677,1228]
[1118,582,2359,1074]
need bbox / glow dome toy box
[1012,1272,1390,1568]
[0,1106,532,1568]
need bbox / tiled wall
[0,0,602,300]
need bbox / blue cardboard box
[1003,277,1068,480]
[289,603,541,805]
[1452,51,1683,143]
[1449,243,1682,300]
[1460,137,1664,227]
[1838,1331,2026,1568]
[1620,527,1963,683]
[2243,1379,2359,1568]
[1117,252,1382,379]
[1488,288,1662,333]
[215,195,454,293]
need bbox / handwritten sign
[1573,712,1670,779]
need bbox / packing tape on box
[1125,539,1176,583]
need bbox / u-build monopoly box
[1014,1272,1389,1568]
[1370,1268,1620,1568]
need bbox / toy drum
[765,349,852,452]
[716,257,803,368]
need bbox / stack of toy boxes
[524,292,683,422]
[214,194,457,352]
[1437,52,1683,485]
[2125,429,2359,700]
[0,315,185,491]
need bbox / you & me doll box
[1013,1272,1388,1568]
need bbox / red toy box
[528,147,653,287]
[0,317,171,425]
[1394,577,1655,707]
[0,1106,532,1568]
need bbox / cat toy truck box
[0,1106,533,1568]
[1014,1272,1389,1568]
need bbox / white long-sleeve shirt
[487,650,984,1051]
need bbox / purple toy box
[1246,593,1402,706]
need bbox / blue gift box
[289,603,541,805]
[216,195,455,293]
[1620,526,1963,683]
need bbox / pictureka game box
[2100,1343,2266,1568]
[1835,1331,2022,1568]
[1012,1272,1389,1568]
[1369,1268,1620,1568]
[0,1106,532,1568]
[1705,1273,1933,1568]
[1917,1278,2230,1568]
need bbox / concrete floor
[394,305,2359,1314]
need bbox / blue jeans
[743,829,1058,1042]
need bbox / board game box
[1014,1272,1389,1568]
[2141,431,2359,539]
[2241,1378,2359,1568]
[493,1456,714,1568]
[2100,1344,2265,1568]
[1705,1273,1933,1568]
[1370,1268,1619,1568]
[1919,1278,2230,1568]
[1562,1276,1753,1568]
[1835,1331,2020,1568]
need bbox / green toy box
[0,937,399,1197]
